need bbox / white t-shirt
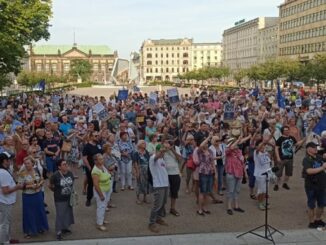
[163,150,180,175]
[0,169,17,205]
[149,155,169,188]
[253,151,271,177]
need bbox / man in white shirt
[148,144,169,233]
[0,152,23,244]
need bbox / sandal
[203,210,211,214]
[227,209,233,215]
[233,207,245,213]
[196,210,205,216]
[170,209,180,216]
[212,199,223,204]
[250,194,257,200]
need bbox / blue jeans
[216,164,224,192]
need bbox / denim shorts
[199,174,214,194]
[305,188,325,209]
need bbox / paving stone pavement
[22,229,326,245]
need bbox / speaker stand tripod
[237,175,284,245]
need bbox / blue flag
[34,80,45,92]
[313,114,326,135]
[252,86,259,97]
[277,80,285,109]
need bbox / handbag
[186,155,196,170]
[61,140,72,152]
[69,189,79,207]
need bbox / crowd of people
[0,85,325,243]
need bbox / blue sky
[39,0,284,59]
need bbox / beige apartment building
[258,24,279,63]
[223,17,279,70]
[28,44,118,82]
[140,38,193,82]
[192,43,222,69]
[278,0,326,60]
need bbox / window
[147,61,152,65]
[183,53,188,58]
[147,53,152,58]
[166,60,169,65]
[166,68,169,72]
[155,54,158,58]
[64,63,70,72]
[51,64,57,72]
[36,64,42,72]
[45,64,50,72]
[166,54,169,58]
[183,60,188,65]
[155,68,158,73]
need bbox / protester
[133,140,151,204]
[0,152,23,244]
[162,138,182,216]
[82,131,103,206]
[302,142,326,229]
[18,157,49,238]
[148,144,169,233]
[92,153,111,231]
[49,159,75,240]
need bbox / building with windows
[258,24,279,63]
[140,38,193,82]
[192,43,222,70]
[223,17,279,70]
[278,0,326,60]
[27,44,118,82]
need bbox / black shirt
[276,136,297,160]
[82,143,103,168]
[50,170,74,202]
[302,155,326,190]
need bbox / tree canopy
[179,66,230,82]
[69,59,93,82]
[0,0,52,77]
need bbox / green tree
[233,69,247,87]
[0,74,12,95]
[247,65,264,86]
[69,59,93,82]
[310,54,326,91]
[0,0,52,78]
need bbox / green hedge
[75,82,93,88]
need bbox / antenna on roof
[73,28,77,47]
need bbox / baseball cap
[0,151,14,162]
[306,142,318,149]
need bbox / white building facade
[223,17,279,70]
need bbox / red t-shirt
[16,149,28,168]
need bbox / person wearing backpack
[148,144,169,233]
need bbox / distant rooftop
[32,45,114,55]
[147,38,193,46]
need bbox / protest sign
[93,102,109,120]
[224,102,235,121]
[295,99,302,108]
[167,88,179,104]
[149,92,158,105]
[117,89,128,101]
[315,99,322,108]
